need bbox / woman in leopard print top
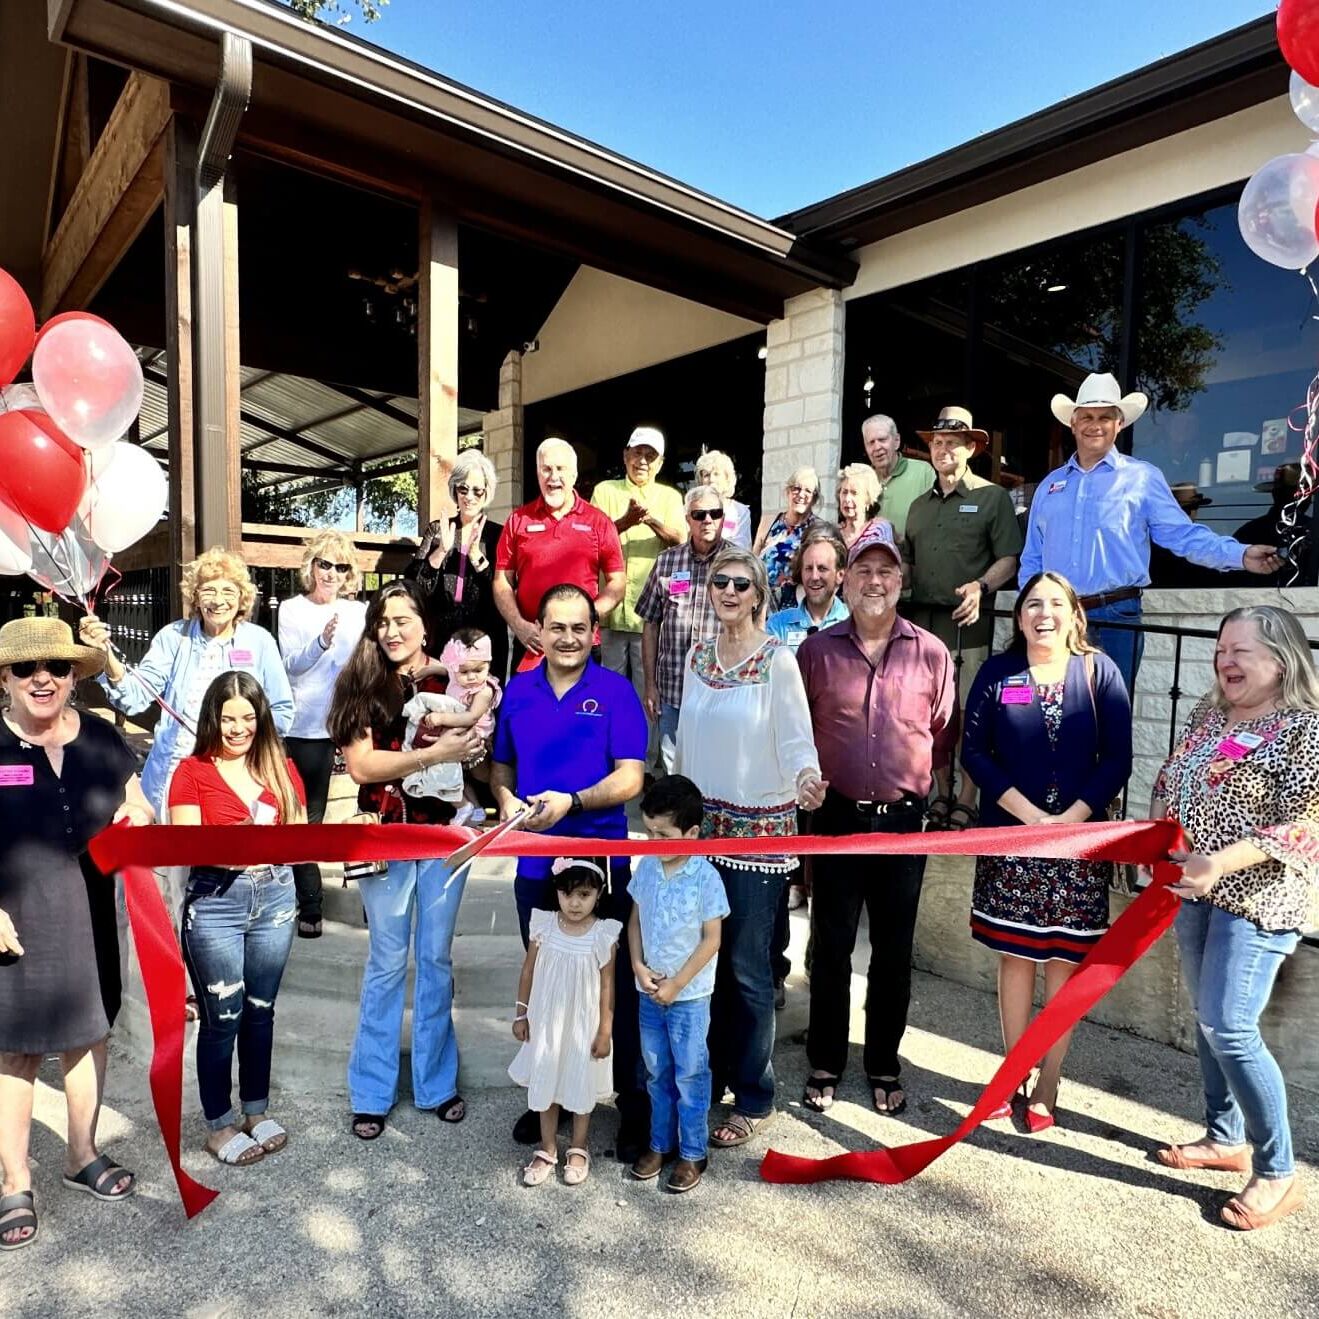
[1151,605,1319,1233]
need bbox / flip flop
[802,1072,840,1113]
[62,1153,136,1200]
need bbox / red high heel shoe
[1025,1084,1059,1134]
[986,1080,1029,1122]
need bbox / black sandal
[924,795,955,830]
[0,1191,37,1251]
[436,1095,466,1124]
[870,1076,908,1116]
[802,1072,840,1113]
[351,1113,386,1141]
[945,803,979,832]
[62,1153,135,1200]
[297,917,323,939]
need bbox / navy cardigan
[961,650,1133,829]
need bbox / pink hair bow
[440,634,492,672]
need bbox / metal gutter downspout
[193,30,251,549]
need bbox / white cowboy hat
[1050,373,1148,429]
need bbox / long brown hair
[1011,571,1099,656]
[192,671,302,824]
[328,579,426,745]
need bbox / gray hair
[837,462,882,519]
[1210,606,1319,713]
[684,483,722,513]
[708,544,769,617]
[861,414,899,442]
[694,449,736,499]
[536,437,577,470]
[448,449,497,504]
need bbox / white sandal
[562,1147,591,1186]
[246,1118,288,1154]
[522,1149,557,1186]
[210,1131,264,1166]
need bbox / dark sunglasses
[454,484,486,498]
[689,507,725,522]
[10,659,75,679]
[314,558,352,573]
[930,417,970,432]
[710,574,754,593]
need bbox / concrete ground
[4,953,1316,1318]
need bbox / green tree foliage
[287,0,387,25]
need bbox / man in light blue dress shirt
[1020,373,1281,692]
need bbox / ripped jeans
[182,865,297,1131]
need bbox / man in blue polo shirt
[491,582,649,1157]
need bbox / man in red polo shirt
[494,437,626,662]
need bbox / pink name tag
[1001,687,1033,705]
[668,578,691,596]
[1215,731,1264,761]
[0,765,34,787]
[229,650,254,665]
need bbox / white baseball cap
[627,426,665,457]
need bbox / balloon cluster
[1234,3,1319,583]
[0,269,167,606]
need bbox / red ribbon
[90,818,1184,1216]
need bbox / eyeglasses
[454,485,486,499]
[788,485,816,497]
[689,508,725,522]
[710,574,754,593]
[197,586,240,601]
[10,659,74,679]
[314,558,352,573]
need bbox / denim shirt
[627,854,730,1000]
[97,617,294,819]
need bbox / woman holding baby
[327,580,484,1140]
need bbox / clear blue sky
[328,0,1272,219]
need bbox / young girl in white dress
[508,859,621,1186]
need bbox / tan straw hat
[0,616,106,680]
[915,406,989,454]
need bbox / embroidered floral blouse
[671,635,820,872]
[1154,696,1319,932]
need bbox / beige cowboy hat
[1169,482,1212,511]
[915,406,989,455]
[1051,372,1148,429]
[0,616,106,680]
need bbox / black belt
[1077,586,1141,611]
[823,788,924,818]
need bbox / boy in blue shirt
[627,774,729,1193]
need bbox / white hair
[861,414,899,442]
[684,483,722,512]
[694,449,736,498]
[536,437,577,470]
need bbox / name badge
[251,799,277,825]
[230,649,254,666]
[572,523,592,533]
[526,523,546,533]
[1214,730,1265,761]
[958,504,978,514]
[0,765,34,787]
[668,576,691,596]
[1001,687,1033,705]
[787,629,807,647]
[1047,480,1068,494]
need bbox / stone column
[484,350,524,521]
[761,287,844,519]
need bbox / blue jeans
[710,862,783,1118]
[348,857,467,1114]
[1175,901,1300,1178]
[181,865,297,1131]
[639,993,713,1160]
[1087,596,1143,696]
[658,703,681,775]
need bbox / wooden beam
[221,179,243,549]
[239,523,417,573]
[40,72,171,319]
[163,120,197,587]
[417,200,458,530]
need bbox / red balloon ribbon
[89,818,1184,1217]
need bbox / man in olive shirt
[861,413,935,541]
[903,406,1022,828]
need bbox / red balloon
[0,409,88,533]
[34,310,114,349]
[1280,0,1319,88]
[0,269,35,388]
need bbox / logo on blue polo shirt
[578,699,602,717]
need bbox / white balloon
[31,318,143,450]
[1237,153,1319,271]
[80,441,167,553]
[27,516,109,604]
[1292,70,1319,134]
[0,383,40,413]
[0,498,33,574]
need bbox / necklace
[557,913,593,937]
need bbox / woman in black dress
[0,618,153,1250]
[406,449,509,683]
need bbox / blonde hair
[694,449,737,499]
[181,547,256,620]
[1211,606,1319,713]
[784,466,820,509]
[837,463,881,521]
[708,545,770,617]
[298,530,362,597]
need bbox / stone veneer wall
[761,288,844,520]
[913,584,1319,1094]
[483,349,524,522]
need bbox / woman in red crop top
[168,671,306,1167]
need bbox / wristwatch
[977,578,990,594]
[568,791,584,815]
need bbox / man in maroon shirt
[795,519,957,1117]
[493,438,626,666]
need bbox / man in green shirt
[862,414,935,541]
[903,406,1023,829]
[591,427,686,762]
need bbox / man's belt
[823,787,924,817]
[1077,586,1142,611]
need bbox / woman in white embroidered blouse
[1151,606,1319,1233]
[672,545,824,1151]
